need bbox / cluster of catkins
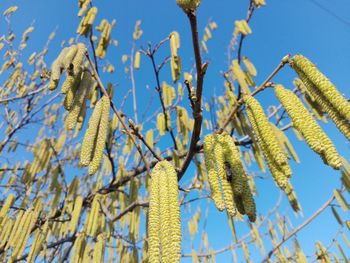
[290,54,350,142]
[244,96,300,211]
[49,43,87,91]
[50,43,95,134]
[0,196,43,262]
[95,19,111,58]
[77,6,98,37]
[275,84,342,169]
[148,160,181,263]
[80,96,110,175]
[203,133,256,222]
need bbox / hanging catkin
[219,133,246,195]
[245,95,292,188]
[219,133,256,222]
[80,97,103,166]
[291,54,350,121]
[72,43,87,76]
[148,161,181,263]
[214,140,237,217]
[294,68,350,142]
[88,96,110,175]
[49,47,70,90]
[245,95,289,167]
[274,84,342,170]
[203,134,225,211]
[66,70,92,130]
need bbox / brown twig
[145,41,179,150]
[218,59,288,133]
[178,9,208,181]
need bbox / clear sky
[1,0,350,262]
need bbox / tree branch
[178,9,208,181]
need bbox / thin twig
[178,9,208,181]
[218,59,288,133]
[261,192,337,262]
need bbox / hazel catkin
[291,54,350,121]
[203,134,225,211]
[80,96,103,166]
[148,161,181,263]
[88,96,110,175]
[274,84,342,170]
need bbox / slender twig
[218,58,288,133]
[0,85,47,104]
[128,118,163,161]
[178,9,208,181]
[146,42,178,150]
[261,193,337,262]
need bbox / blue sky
[1,0,350,261]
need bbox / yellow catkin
[90,82,98,107]
[4,210,24,251]
[291,54,350,121]
[246,108,289,189]
[61,74,76,94]
[275,84,342,169]
[219,133,256,222]
[77,7,97,36]
[63,71,82,111]
[6,209,30,252]
[148,161,181,263]
[162,161,181,262]
[70,233,86,263]
[88,96,110,175]
[284,182,301,212]
[245,95,289,167]
[134,51,141,70]
[241,182,256,222]
[219,134,246,195]
[296,67,350,142]
[80,97,103,166]
[87,194,102,237]
[49,47,70,90]
[203,134,225,211]
[157,164,171,263]
[156,113,166,136]
[0,194,15,224]
[72,43,87,76]
[214,140,237,217]
[0,219,14,249]
[148,166,161,263]
[69,196,84,233]
[93,234,105,262]
[66,70,92,130]
[63,45,78,70]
